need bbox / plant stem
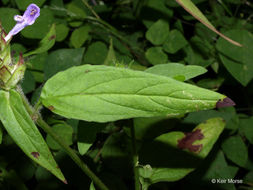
[16,86,109,190]
[130,124,140,190]
[82,0,100,19]
[37,118,109,190]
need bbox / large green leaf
[138,118,225,188]
[41,65,233,123]
[0,90,65,183]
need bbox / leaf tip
[63,179,68,184]
[216,97,235,108]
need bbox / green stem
[16,86,109,190]
[81,0,100,19]
[37,118,109,190]
[130,125,140,190]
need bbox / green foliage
[145,47,168,65]
[44,48,84,80]
[216,30,253,86]
[0,90,65,182]
[222,136,248,167]
[70,25,90,48]
[0,0,252,189]
[146,19,169,45]
[21,8,54,39]
[15,0,46,10]
[163,29,188,54]
[41,64,226,122]
[138,118,225,188]
[0,8,20,32]
[84,41,108,65]
[145,63,207,81]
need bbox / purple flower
[4,4,40,42]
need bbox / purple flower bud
[4,4,40,42]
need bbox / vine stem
[130,124,141,190]
[16,86,109,190]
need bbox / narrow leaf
[104,38,117,66]
[41,65,234,122]
[145,63,207,81]
[176,0,242,47]
[0,90,66,182]
[24,24,56,57]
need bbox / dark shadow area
[139,139,203,169]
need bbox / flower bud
[0,24,25,90]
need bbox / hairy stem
[130,124,141,190]
[16,86,109,190]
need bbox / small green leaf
[24,24,56,57]
[145,63,207,81]
[222,136,248,167]
[67,2,86,27]
[163,29,188,54]
[41,65,230,123]
[216,29,253,86]
[55,24,69,42]
[190,150,236,190]
[90,182,96,190]
[44,48,85,80]
[0,90,65,182]
[139,118,225,186]
[77,122,105,155]
[197,78,224,91]
[83,42,108,65]
[27,52,48,72]
[239,117,253,144]
[146,19,169,45]
[70,25,90,48]
[145,47,168,65]
[104,38,117,66]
